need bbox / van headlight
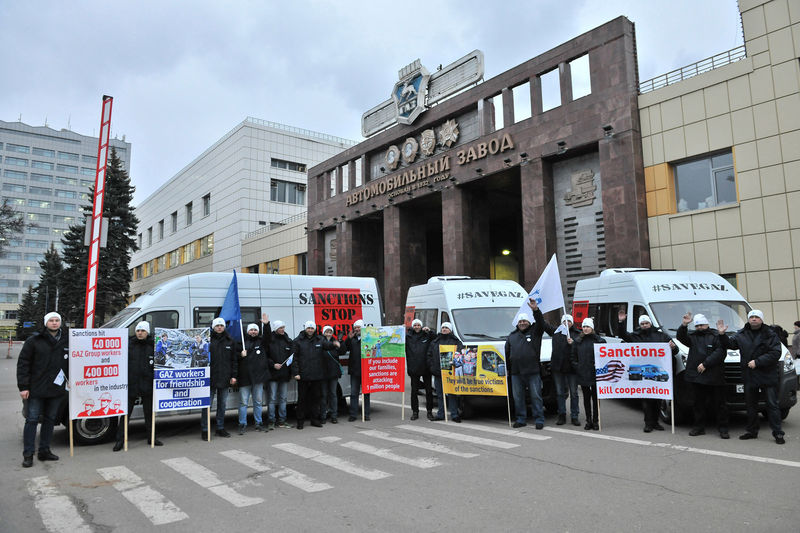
[784,355,795,373]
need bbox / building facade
[129,117,355,297]
[0,120,131,333]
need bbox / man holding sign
[505,299,548,429]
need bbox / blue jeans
[238,384,263,426]
[349,374,370,417]
[24,396,63,457]
[433,374,459,419]
[201,387,229,431]
[511,373,544,425]
[745,385,783,437]
[321,377,338,419]
[552,372,579,419]
[267,380,288,422]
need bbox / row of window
[3,143,97,164]
[271,158,307,173]
[0,156,94,176]
[2,183,88,199]
[137,195,211,249]
[0,264,40,274]
[675,151,735,212]
[270,179,305,205]
[0,258,45,270]
[2,197,80,211]
[3,169,93,187]
[132,234,214,280]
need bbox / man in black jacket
[618,309,678,433]
[17,311,69,467]
[346,319,369,421]
[267,320,294,429]
[294,321,339,429]
[551,314,582,426]
[677,313,728,438]
[113,321,162,451]
[238,315,271,434]
[200,317,240,439]
[718,310,786,444]
[504,299,547,429]
[406,319,435,421]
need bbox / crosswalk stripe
[27,476,92,533]
[220,449,332,493]
[543,426,652,445]
[396,424,520,449]
[162,457,264,507]
[359,430,479,458]
[97,466,188,525]
[339,441,441,468]
[457,421,551,441]
[273,443,392,480]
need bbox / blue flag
[219,271,242,343]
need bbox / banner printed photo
[361,325,405,394]
[153,328,212,412]
[439,344,507,396]
[593,342,674,400]
[69,328,129,420]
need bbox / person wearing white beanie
[345,319,369,420]
[293,317,339,429]
[505,298,550,429]
[570,315,606,430]
[266,319,292,429]
[406,318,435,420]
[428,321,464,421]
[551,313,582,426]
[237,313,271,434]
[200,316,241,439]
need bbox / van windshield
[101,307,141,328]
[452,307,522,341]
[649,300,750,334]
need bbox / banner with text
[361,325,405,393]
[439,344,508,396]
[593,343,673,400]
[69,328,129,420]
[153,328,211,412]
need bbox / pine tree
[34,244,63,315]
[59,148,139,326]
[0,199,26,254]
[15,287,41,337]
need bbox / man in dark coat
[618,310,679,433]
[718,309,786,444]
[406,319,435,420]
[427,322,464,422]
[677,313,728,438]
[346,319,370,421]
[570,318,606,430]
[237,314,271,434]
[113,321,162,451]
[551,314,582,426]
[17,311,69,467]
[320,325,343,424]
[293,320,339,429]
[267,320,293,429]
[200,317,240,439]
[504,299,548,429]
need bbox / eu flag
[219,271,242,342]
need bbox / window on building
[265,260,279,274]
[202,193,210,217]
[32,147,55,157]
[53,202,76,211]
[31,160,54,170]
[182,242,195,263]
[0,252,21,260]
[675,151,736,212]
[54,189,76,198]
[569,54,592,100]
[157,255,166,272]
[29,186,52,196]
[82,154,97,165]
[489,93,504,131]
[24,253,45,262]
[171,211,177,233]
[56,164,78,174]
[3,183,26,193]
[30,173,53,183]
[0,265,20,274]
[5,156,28,167]
[540,68,561,112]
[55,176,77,186]
[27,213,50,222]
[200,234,214,257]
[169,249,179,269]
[270,179,305,205]
[147,227,152,247]
[58,152,79,161]
[27,199,51,209]
[26,226,50,235]
[721,273,737,289]
[25,239,49,249]
[6,143,30,153]
[137,233,142,249]
[297,253,307,275]
[52,215,73,224]
[0,293,19,303]
[271,158,307,172]
[158,220,164,241]
[5,310,19,320]
[185,202,192,226]
[80,168,95,176]
[80,179,93,187]
[4,169,27,179]
[354,158,362,187]
[512,82,532,123]
[5,197,25,206]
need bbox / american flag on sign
[596,360,626,382]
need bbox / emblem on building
[564,169,597,207]
[420,129,436,156]
[401,137,419,164]
[392,60,430,126]
[385,145,401,170]
[439,119,459,148]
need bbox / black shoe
[22,455,33,468]
[689,428,705,436]
[556,414,566,425]
[739,432,757,440]
[364,416,371,421]
[512,421,527,428]
[410,412,419,421]
[37,450,59,461]
[148,439,163,446]
[238,425,246,435]
[113,441,124,452]
[348,416,356,422]
[571,418,581,426]
[643,426,653,433]
[584,422,593,430]
[320,418,327,425]
[427,412,435,421]
[254,424,265,432]
[296,423,304,430]
[330,417,338,424]
[215,429,231,438]
[720,431,730,440]
[535,423,544,430]
[592,422,599,430]
[311,420,323,428]
[201,431,208,440]
[775,435,786,445]
[434,415,445,421]
[653,423,665,431]
[451,417,461,423]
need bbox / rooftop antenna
[17,114,22,122]
[44,116,48,127]
[67,114,71,131]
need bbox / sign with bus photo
[153,328,211,412]
[439,344,508,396]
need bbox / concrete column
[441,187,469,276]
[307,229,325,275]
[520,159,557,288]
[502,87,514,128]
[348,160,357,190]
[530,75,543,116]
[383,205,428,323]
[335,221,354,277]
[559,61,573,104]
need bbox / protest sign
[153,328,211,412]
[361,325,405,394]
[439,344,508,396]
[593,343,673,400]
[69,328,129,420]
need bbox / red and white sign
[593,343,673,400]
[69,328,128,420]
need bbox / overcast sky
[1,0,744,205]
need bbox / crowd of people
[16,303,791,467]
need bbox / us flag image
[596,360,626,382]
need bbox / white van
[572,268,797,422]
[405,276,556,408]
[67,272,382,443]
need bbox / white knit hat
[693,314,709,326]
[441,322,453,331]
[638,315,652,325]
[582,318,595,329]
[516,313,531,325]
[411,319,423,327]
[353,319,365,328]
[322,325,334,334]
[304,320,316,330]
[273,320,285,330]
[748,309,764,320]
[247,323,259,333]
[44,311,61,324]
[561,314,574,324]
[212,317,226,328]
[135,321,150,334]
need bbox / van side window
[633,305,648,327]
[128,310,179,337]
[193,307,260,329]
[587,302,626,336]
[440,311,451,329]
[413,309,437,330]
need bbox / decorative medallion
[392,60,430,126]
[385,145,401,170]
[563,169,597,207]
[420,129,436,156]
[438,119,459,148]
[401,137,419,164]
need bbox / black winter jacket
[551,326,581,374]
[239,333,271,386]
[504,308,548,376]
[721,323,782,387]
[209,330,239,389]
[268,331,294,381]
[427,333,464,375]
[321,334,344,380]
[17,327,69,398]
[127,334,155,396]
[294,332,336,381]
[346,334,362,377]
[570,333,606,387]
[406,328,435,376]
[676,325,725,385]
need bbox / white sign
[593,343,673,400]
[69,328,129,420]
[153,328,211,412]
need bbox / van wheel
[73,417,117,445]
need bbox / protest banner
[360,325,405,419]
[439,344,508,396]
[153,328,212,412]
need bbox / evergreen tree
[34,244,63,315]
[0,199,26,254]
[60,148,139,326]
[15,286,41,338]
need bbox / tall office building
[0,119,131,335]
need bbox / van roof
[407,277,527,309]
[574,269,745,303]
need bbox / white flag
[512,254,565,327]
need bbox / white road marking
[97,466,187,525]
[318,436,341,443]
[273,443,392,480]
[339,440,441,468]
[396,424,520,449]
[220,449,332,493]
[458,421,551,441]
[27,476,92,533]
[162,457,264,507]
[661,444,800,468]
[360,429,480,458]
[544,426,653,445]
